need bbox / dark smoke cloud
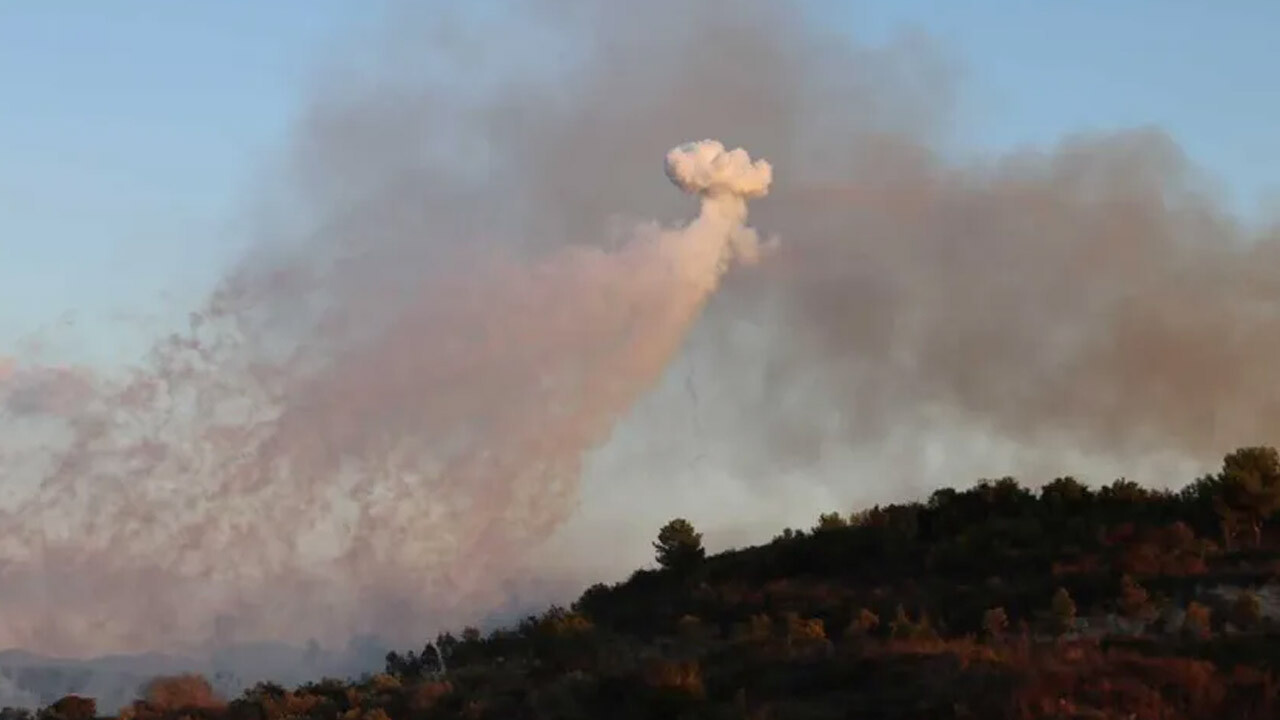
[1,0,1278,660]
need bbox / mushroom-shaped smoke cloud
[666,140,774,266]
[666,140,773,201]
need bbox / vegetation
[653,518,706,573]
[17,446,1280,719]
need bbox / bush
[140,673,223,711]
[38,697,94,720]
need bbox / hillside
[18,446,1280,720]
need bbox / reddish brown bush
[407,680,453,713]
[642,658,705,698]
[141,673,223,711]
[38,696,94,720]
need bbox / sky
[1,0,1277,366]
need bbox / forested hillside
[18,446,1280,719]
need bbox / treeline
[370,445,1280,717]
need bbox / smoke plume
[1,0,1279,660]
[0,134,769,655]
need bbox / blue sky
[1,1,1276,364]
[847,0,1278,206]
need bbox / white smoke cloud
[665,140,774,267]
[665,140,773,201]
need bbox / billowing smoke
[2,0,1279,662]
[0,137,769,656]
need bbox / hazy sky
[1,0,1277,363]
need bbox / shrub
[140,673,223,711]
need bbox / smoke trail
[0,140,769,655]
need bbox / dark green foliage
[654,518,706,573]
[384,641,443,679]
[812,512,848,532]
[1216,446,1280,547]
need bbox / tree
[1049,587,1077,636]
[385,642,445,679]
[140,674,222,711]
[654,518,705,572]
[1215,446,1280,547]
[977,477,1035,513]
[1040,476,1092,512]
[813,511,848,531]
[1178,474,1225,537]
[37,697,94,720]
[1097,479,1154,524]
[772,527,805,542]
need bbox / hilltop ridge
[15,446,1280,719]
